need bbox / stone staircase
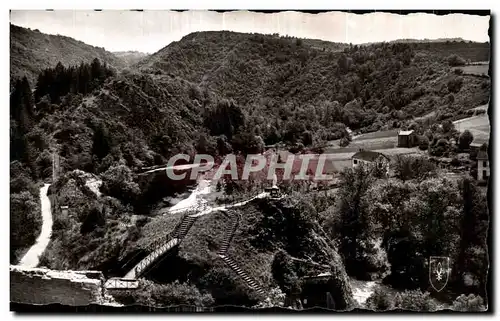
[217,213,239,256]
[175,214,197,239]
[219,254,266,297]
[217,211,266,298]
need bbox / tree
[195,134,217,155]
[366,288,395,310]
[204,99,245,139]
[454,177,489,296]
[452,294,486,311]
[336,166,376,277]
[216,135,232,155]
[231,132,264,155]
[339,135,351,147]
[265,125,280,145]
[441,120,455,133]
[92,123,112,160]
[11,77,34,131]
[80,203,105,234]
[418,135,429,150]
[10,77,36,167]
[101,164,140,205]
[430,138,449,157]
[90,58,106,85]
[271,250,301,294]
[10,191,41,263]
[338,53,349,73]
[447,54,466,67]
[447,77,464,93]
[458,130,474,150]
[393,155,436,181]
[301,131,313,146]
[394,290,438,311]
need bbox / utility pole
[52,152,55,183]
[52,151,59,183]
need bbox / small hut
[265,173,281,198]
[398,130,416,148]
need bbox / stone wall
[10,265,107,306]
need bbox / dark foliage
[34,59,114,105]
[271,250,302,294]
[458,130,474,150]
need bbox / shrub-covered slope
[138,31,490,137]
[10,24,125,85]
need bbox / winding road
[19,184,52,268]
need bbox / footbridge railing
[104,278,140,289]
[125,237,181,279]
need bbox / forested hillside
[10,24,124,86]
[10,28,490,309]
[138,31,489,146]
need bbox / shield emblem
[429,256,450,292]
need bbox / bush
[271,250,301,294]
[10,191,42,263]
[447,54,466,67]
[452,294,486,312]
[458,130,474,150]
[393,155,436,181]
[101,164,140,205]
[253,286,286,309]
[418,135,429,150]
[430,138,450,157]
[441,120,455,133]
[447,77,464,93]
[80,203,105,234]
[355,238,391,280]
[366,288,395,311]
[113,280,215,307]
[394,290,438,311]
[339,136,351,147]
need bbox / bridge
[104,192,271,300]
[104,212,198,289]
[137,162,214,175]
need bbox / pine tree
[92,123,112,160]
[10,77,35,170]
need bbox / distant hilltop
[389,37,483,43]
[112,51,149,67]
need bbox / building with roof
[469,142,483,154]
[300,272,337,309]
[398,130,417,148]
[477,149,489,181]
[352,150,390,176]
[264,173,281,198]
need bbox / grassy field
[453,64,489,76]
[471,104,488,111]
[453,114,490,144]
[353,129,399,141]
[135,209,186,250]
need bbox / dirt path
[19,184,53,268]
[351,280,377,306]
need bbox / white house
[352,150,390,176]
[477,150,489,181]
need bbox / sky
[10,10,490,54]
